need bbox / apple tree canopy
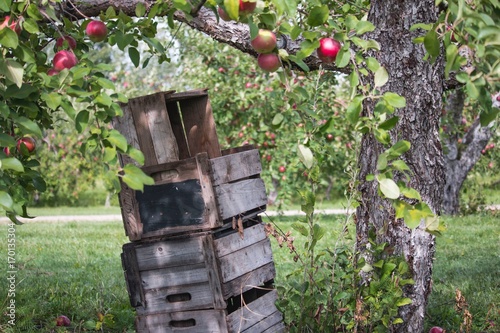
[0,0,498,331]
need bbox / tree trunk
[442,89,494,215]
[356,1,444,332]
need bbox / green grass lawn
[0,212,498,332]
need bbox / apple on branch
[257,53,281,72]
[239,0,257,16]
[52,50,78,71]
[0,16,21,35]
[317,37,341,64]
[251,29,277,54]
[86,20,107,42]
[16,137,36,155]
[55,36,77,50]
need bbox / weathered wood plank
[221,144,255,156]
[214,223,268,258]
[135,309,228,333]
[177,93,222,159]
[137,282,217,314]
[221,262,276,300]
[121,245,145,308]
[241,311,285,333]
[118,179,142,240]
[202,233,227,309]
[141,157,199,184]
[131,235,207,271]
[210,149,262,186]
[215,178,267,220]
[165,99,191,160]
[113,103,140,167]
[227,290,280,333]
[141,263,210,290]
[218,238,274,283]
[196,153,222,229]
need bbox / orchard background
[0,0,499,332]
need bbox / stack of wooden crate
[114,89,285,333]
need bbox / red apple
[86,20,107,42]
[496,94,500,102]
[53,50,78,71]
[257,53,280,72]
[239,0,257,15]
[429,327,443,333]
[3,147,11,156]
[17,137,36,154]
[55,36,77,50]
[217,7,231,21]
[56,315,71,327]
[326,133,334,141]
[0,16,21,35]
[317,37,341,64]
[47,68,59,76]
[251,29,277,54]
[278,165,286,173]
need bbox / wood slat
[214,223,268,257]
[210,149,262,186]
[226,290,280,333]
[218,238,274,283]
[196,153,221,229]
[112,103,140,167]
[215,178,267,220]
[135,309,228,333]
[165,99,191,160]
[118,180,142,240]
[141,263,210,290]
[241,311,285,333]
[221,262,276,300]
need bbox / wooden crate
[135,290,285,333]
[113,90,267,241]
[118,146,267,241]
[121,221,277,315]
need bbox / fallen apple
[56,315,71,327]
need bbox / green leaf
[379,178,400,199]
[107,130,128,152]
[103,146,117,163]
[382,262,397,277]
[0,0,11,11]
[466,80,479,99]
[423,29,440,57]
[374,66,388,87]
[128,147,145,165]
[272,113,284,126]
[0,191,14,209]
[16,117,42,137]
[128,47,140,68]
[291,222,308,237]
[396,298,412,307]
[346,95,364,124]
[365,57,380,72]
[383,92,406,108]
[224,0,239,20]
[392,160,411,172]
[41,92,62,110]
[298,144,314,169]
[75,110,90,133]
[1,59,24,88]
[135,2,146,16]
[115,31,135,51]
[377,153,388,171]
[122,164,154,192]
[387,140,410,158]
[355,20,375,35]
[97,78,116,90]
[0,26,18,49]
[401,187,421,201]
[22,18,39,34]
[335,45,351,68]
[95,92,112,107]
[378,116,399,130]
[306,5,329,27]
[312,223,325,241]
[0,133,16,147]
[1,158,24,172]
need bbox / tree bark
[442,89,494,215]
[356,1,444,332]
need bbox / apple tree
[1,0,499,332]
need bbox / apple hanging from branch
[52,50,78,71]
[317,37,341,64]
[257,53,281,72]
[251,29,277,54]
[86,20,108,42]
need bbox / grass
[0,211,498,332]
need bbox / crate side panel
[118,180,142,240]
[141,263,210,290]
[178,95,221,159]
[210,149,262,186]
[215,178,267,220]
[218,238,274,283]
[165,100,191,160]
[121,247,145,307]
[261,321,287,333]
[113,104,140,167]
[227,290,280,333]
[127,92,179,166]
[133,236,206,271]
[222,262,276,300]
[137,282,217,315]
[214,223,267,258]
[136,309,228,333]
[240,311,284,333]
[196,153,221,229]
[136,180,205,234]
